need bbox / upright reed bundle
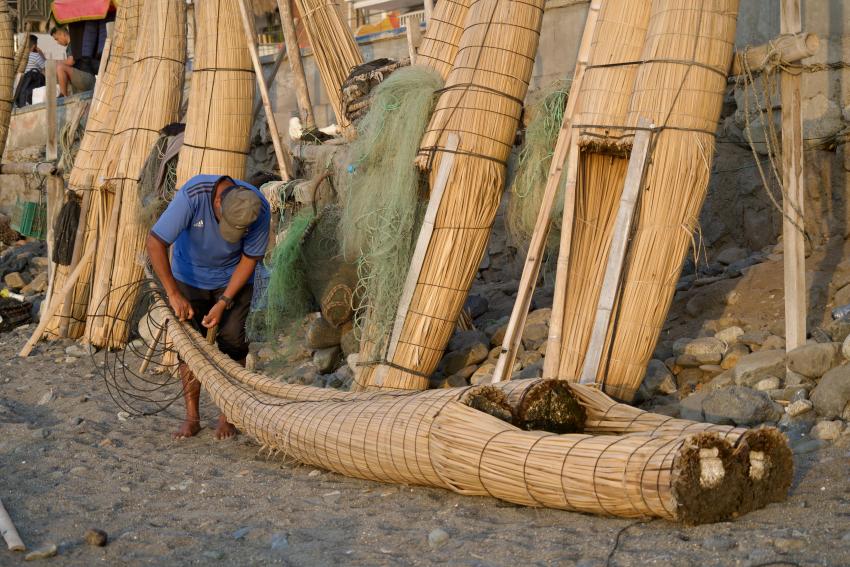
[551,0,651,380]
[291,0,362,127]
[351,0,544,391]
[176,0,254,185]
[0,1,13,159]
[44,0,143,340]
[86,0,187,348]
[414,0,470,79]
[153,296,790,524]
[587,0,739,400]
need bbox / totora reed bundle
[292,0,362,128]
[554,0,739,401]
[176,0,255,185]
[414,0,471,80]
[353,0,545,391]
[86,0,187,349]
[44,0,143,340]
[0,1,14,159]
[150,294,791,524]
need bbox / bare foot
[173,420,201,439]
[214,415,237,440]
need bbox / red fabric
[51,0,117,24]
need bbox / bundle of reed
[0,1,14,160]
[414,0,470,80]
[291,0,361,127]
[85,0,187,349]
[546,0,651,379]
[153,296,788,524]
[42,0,143,341]
[176,0,254,185]
[579,0,739,401]
[352,0,544,392]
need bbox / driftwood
[0,497,24,551]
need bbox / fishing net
[506,82,569,254]
[338,66,443,356]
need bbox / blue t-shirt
[151,175,270,290]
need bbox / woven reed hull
[591,0,738,401]
[176,0,254,186]
[415,0,471,80]
[355,0,544,391]
[85,0,187,348]
[292,0,362,127]
[0,1,14,160]
[158,298,788,524]
[44,0,143,341]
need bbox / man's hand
[168,290,194,321]
[202,301,226,329]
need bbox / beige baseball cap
[220,187,261,243]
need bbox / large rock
[732,350,786,387]
[634,359,677,402]
[470,363,496,385]
[786,342,841,378]
[3,271,26,289]
[525,308,551,327]
[441,343,489,375]
[810,420,845,441]
[701,387,783,426]
[305,316,342,349]
[810,364,850,418]
[721,343,750,370]
[21,272,47,294]
[521,323,549,350]
[340,324,359,357]
[448,330,489,352]
[714,326,744,345]
[672,337,727,357]
[313,346,341,375]
[841,333,850,360]
[464,295,488,319]
[680,390,710,421]
[716,247,748,265]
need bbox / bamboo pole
[45,60,57,160]
[0,498,24,552]
[730,32,819,76]
[370,133,459,388]
[251,41,285,121]
[780,0,806,351]
[0,162,57,175]
[138,322,165,374]
[579,118,652,385]
[20,245,96,357]
[491,0,601,384]
[278,0,315,129]
[237,0,293,181]
[542,137,579,379]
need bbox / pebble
[754,376,781,391]
[308,469,321,478]
[84,528,108,547]
[232,527,251,540]
[270,533,289,552]
[786,399,814,417]
[202,550,225,560]
[810,420,845,441]
[701,535,736,552]
[69,417,83,426]
[792,439,827,454]
[117,411,130,422]
[24,544,58,560]
[69,466,87,475]
[773,537,807,553]
[428,528,450,549]
[38,389,54,405]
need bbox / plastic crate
[10,198,47,240]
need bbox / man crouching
[146,175,270,439]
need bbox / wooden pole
[251,42,286,121]
[58,185,92,337]
[579,119,653,385]
[490,0,601,383]
[46,60,57,161]
[139,322,166,374]
[372,133,459,387]
[405,14,423,65]
[43,175,65,315]
[0,162,57,176]
[0,498,24,552]
[20,245,96,357]
[780,0,806,350]
[277,0,316,130]
[730,32,819,77]
[542,137,579,380]
[237,0,294,181]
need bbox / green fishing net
[338,66,444,356]
[506,82,570,255]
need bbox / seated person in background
[14,35,46,107]
[50,26,96,96]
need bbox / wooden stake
[405,14,423,64]
[42,175,65,316]
[20,245,96,357]
[780,0,806,350]
[237,0,294,181]
[372,133,459,387]
[0,498,24,552]
[491,0,601,383]
[46,60,57,161]
[278,0,315,130]
[59,184,92,337]
[579,118,653,385]
[542,137,579,380]
[251,41,286,121]
[139,322,166,374]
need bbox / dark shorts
[175,280,253,361]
